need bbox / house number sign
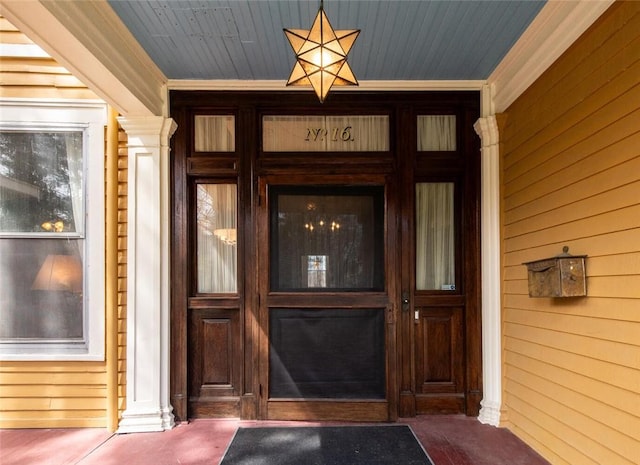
[305,126,355,143]
[263,115,389,152]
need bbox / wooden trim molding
[167,79,487,92]
[489,0,615,113]
[0,0,166,116]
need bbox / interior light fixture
[284,0,360,103]
[31,254,82,293]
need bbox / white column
[474,115,502,426]
[117,116,177,433]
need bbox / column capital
[474,115,499,147]
[117,116,177,143]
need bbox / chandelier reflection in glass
[284,0,360,103]
[303,201,340,233]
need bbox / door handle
[401,291,410,312]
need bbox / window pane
[194,115,235,152]
[416,183,455,290]
[417,115,456,151]
[0,131,83,233]
[197,184,237,293]
[270,186,384,291]
[263,115,389,152]
[0,238,83,340]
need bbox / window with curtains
[0,101,105,359]
[415,182,456,291]
[196,183,238,293]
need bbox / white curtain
[194,115,235,152]
[417,115,456,151]
[415,183,455,290]
[197,184,237,293]
[65,132,83,234]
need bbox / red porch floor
[0,415,550,465]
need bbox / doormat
[218,425,434,465]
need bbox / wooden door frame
[169,91,481,422]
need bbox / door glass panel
[416,183,455,290]
[270,186,384,291]
[194,115,235,152]
[196,184,237,293]
[417,115,456,151]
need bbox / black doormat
[218,425,434,465]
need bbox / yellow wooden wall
[0,16,128,428]
[117,127,128,418]
[0,16,96,100]
[500,2,640,464]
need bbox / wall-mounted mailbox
[523,246,587,298]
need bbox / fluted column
[117,116,177,433]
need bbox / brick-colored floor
[0,416,551,465]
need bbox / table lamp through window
[31,254,82,293]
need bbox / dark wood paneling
[267,400,389,422]
[188,308,241,417]
[415,307,464,393]
[414,307,465,415]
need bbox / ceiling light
[284,0,360,103]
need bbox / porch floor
[0,415,551,465]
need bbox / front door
[257,177,398,421]
[169,91,481,422]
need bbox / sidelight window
[196,183,237,293]
[415,182,456,291]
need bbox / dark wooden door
[256,175,399,421]
[397,107,482,417]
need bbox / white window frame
[0,98,106,360]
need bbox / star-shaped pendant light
[284,1,360,103]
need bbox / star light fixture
[284,0,360,103]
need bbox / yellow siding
[117,127,128,417]
[0,15,98,100]
[0,17,111,429]
[0,362,107,428]
[501,2,640,465]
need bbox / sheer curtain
[65,132,83,234]
[197,184,237,293]
[417,115,456,151]
[194,116,235,152]
[415,183,455,290]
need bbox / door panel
[269,308,386,399]
[188,307,241,417]
[414,306,465,413]
[415,307,464,391]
